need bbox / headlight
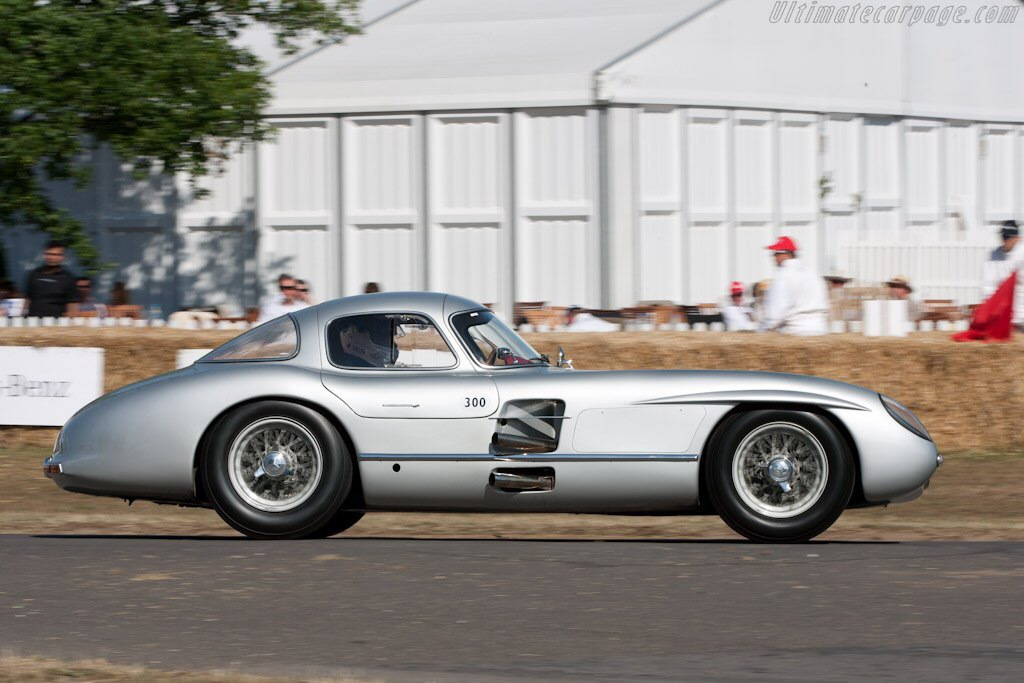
[880,395,931,442]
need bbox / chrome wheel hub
[732,422,829,519]
[227,417,323,513]
[767,457,795,491]
[258,451,291,479]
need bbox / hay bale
[2,328,1019,452]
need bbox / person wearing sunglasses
[294,279,313,305]
[257,273,310,323]
[23,240,78,318]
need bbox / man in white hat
[886,275,921,323]
[760,236,829,336]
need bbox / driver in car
[339,316,395,367]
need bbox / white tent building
[5,0,1023,317]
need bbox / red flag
[953,271,1017,342]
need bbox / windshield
[451,310,546,367]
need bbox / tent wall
[5,107,1023,313]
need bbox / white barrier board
[176,349,213,369]
[0,347,105,426]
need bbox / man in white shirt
[760,236,829,336]
[257,273,309,323]
[722,281,756,332]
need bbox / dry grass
[1,326,1021,451]
[3,447,1021,541]
[0,655,383,682]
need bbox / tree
[0,0,359,269]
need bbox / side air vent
[491,399,566,455]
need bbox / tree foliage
[0,0,359,269]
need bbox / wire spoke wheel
[731,421,828,519]
[227,417,323,513]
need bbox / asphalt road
[1,536,1023,682]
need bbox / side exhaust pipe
[489,468,555,492]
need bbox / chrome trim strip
[638,389,870,411]
[358,453,700,462]
[488,415,572,420]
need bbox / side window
[200,315,297,362]
[326,314,456,369]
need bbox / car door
[320,311,503,509]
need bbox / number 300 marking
[465,397,486,408]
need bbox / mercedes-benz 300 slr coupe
[44,292,940,542]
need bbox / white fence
[840,242,991,305]
[0,314,967,335]
[0,317,252,331]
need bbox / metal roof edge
[591,0,730,101]
[265,0,427,77]
[600,92,1024,125]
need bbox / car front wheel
[203,401,353,539]
[705,410,855,543]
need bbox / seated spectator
[257,273,310,323]
[363,282,381,294]
[110,281,131,306]
[886,275,922,322]
[0,279,27,317]
[722,281,756,332]
[67,276,108,317]
[824,271,852,290]
[565,305,618,332]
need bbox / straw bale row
[2,328,1018,453]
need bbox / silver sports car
[44,292,940,542]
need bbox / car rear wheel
[203,401,353,539]
[705,410,854,543]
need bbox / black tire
[203,401,353,539]
[704,409,854,543]
[308,510,366,539]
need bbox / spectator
[69,276,107,318]
[823,271,852,290]
[982,220,1019,298]
[886,275,921,322]
[760,236,829,336]
[363,282,381,294]
[722,281,756,332]
[1,279,26,317]
[110,281,131,306]
[257,273,309,323]
[295,279,313,304]
[565,305,618,332]
[23,240,77,317]
[824,271,857,323]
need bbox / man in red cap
[760,236,828,335]
[722,281,755,331]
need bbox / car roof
[306,291,485,324]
